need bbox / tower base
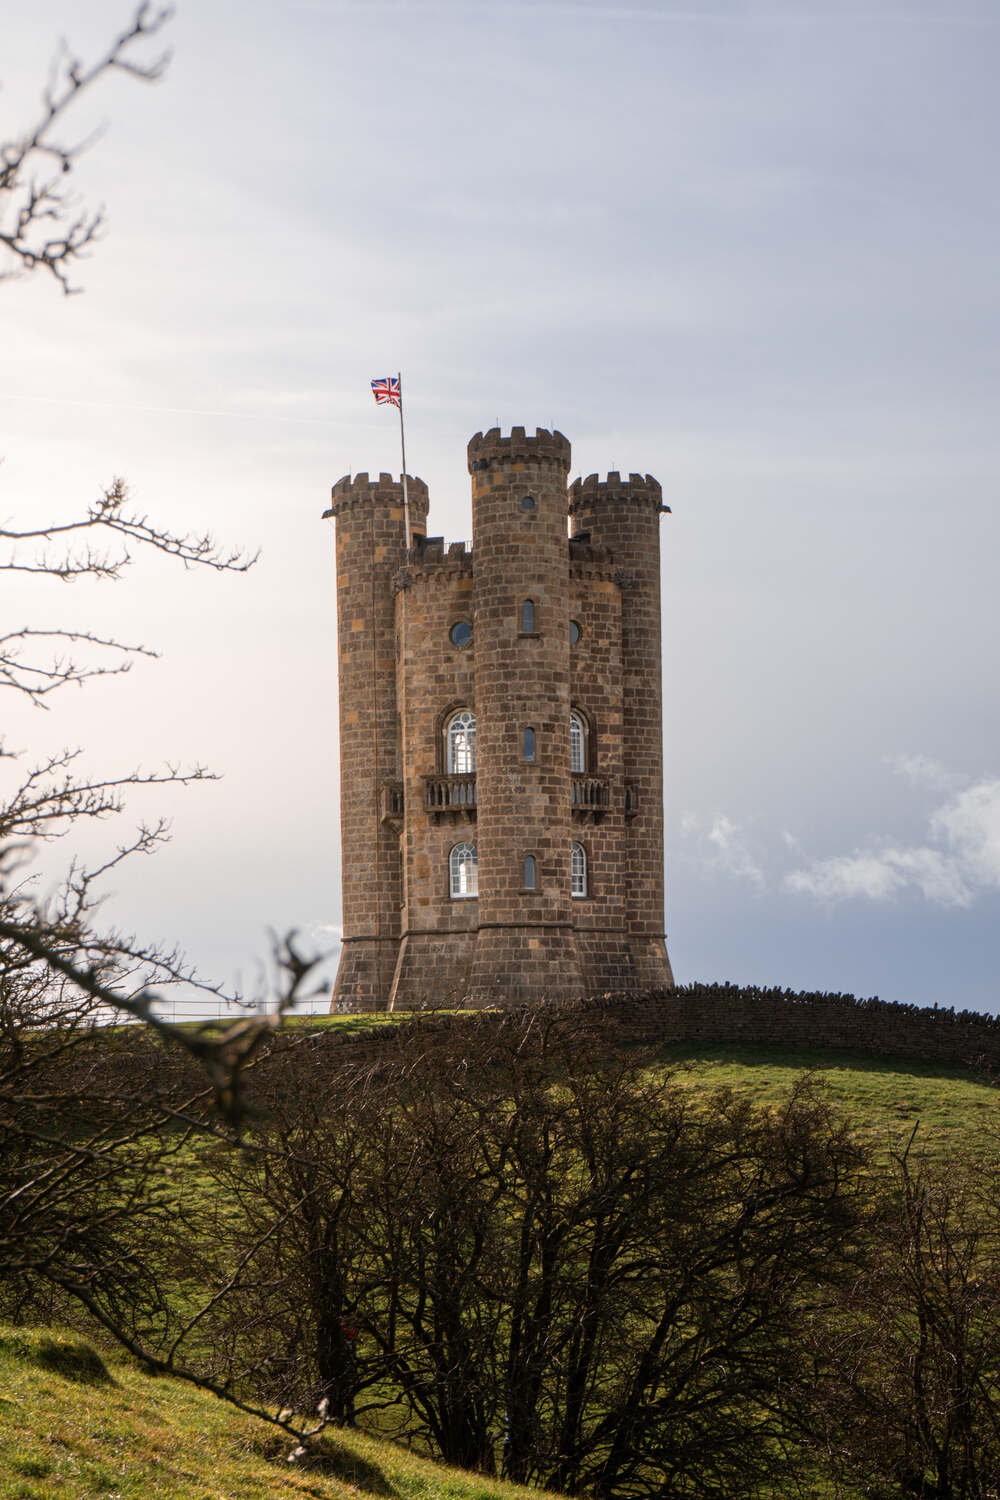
[464,924,586,1008]
[331,937,400,1013]
[388,931,477,1011]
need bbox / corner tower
[324,471,429,1010]
[568,472,674,990]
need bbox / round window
[520,494,536,512]
[569,620,582,645]
[450,621,472,647]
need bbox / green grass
[299,1011,1000,1161]
[8,1028,995,1498]
[281,1014,1000,1159]
[648,1041,1000,1159]
[0,1325,555,1500]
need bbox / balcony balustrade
[424,772,478,817]
[421,772,611,822]
[572,774,610,819]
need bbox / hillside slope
[650,1041,1000,1158]
[0,1326,550,1500]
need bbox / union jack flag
[371,376,401,408]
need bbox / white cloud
[786,774,1000,908]
[884,752,967,794]
[680,813,765,887]
[931,779,1000,888]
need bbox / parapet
[568,535,613,564]
[323,472,430,520]
[394,542,475,594]
[467,426,571,474]
[568,472,670,516]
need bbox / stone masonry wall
[326,473,428,1011]
[569,475,673,990]
[568,555,634,991]
[327,430,675,1012]
[466,428,584,1005]
[316,986,1000,1080]
[391,553,478,1009]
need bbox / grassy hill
[4,1037,998,1499]
[0,1325,551,1500]
[293,1013,1000,1163]
[648,1040,1000,1159]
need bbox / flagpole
[397,370,411,549]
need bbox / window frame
[570,710,589,774]
[450,842,479,899]
[445,709,477,774]
[571,841,588,898]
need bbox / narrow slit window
[523,726,535,762]
[521,599,535,634]
[571,842,587,898]
[523,854,537,890]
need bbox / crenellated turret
[568,471,673,989]
[324,472,429,1011]
[467,425,571,472]
[465,426,583,1005]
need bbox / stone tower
[324,427,674,1011]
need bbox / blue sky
[3,1,999,1013]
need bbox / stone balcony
[420,772,611,822]
[424,772,478,818]
[571,774,610,821]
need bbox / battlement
[467,426,571,474]
[568,535,613,564]
[324,472,430,519]
[568,472,670,515]
[394,539,474,593]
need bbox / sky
[2,0,999,1016]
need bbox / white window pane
[447,711,477,773]
[450,842,478,898]
[570,713,585,774]
[571,842,587,897]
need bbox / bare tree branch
[0,4,173,293]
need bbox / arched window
[520,599,535,634]
[523,726,535,762]
[571,842,587,898]
[450,842,478,898]
[570,711,587,774]
[523,854,537,890]
[446,710,476,773]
